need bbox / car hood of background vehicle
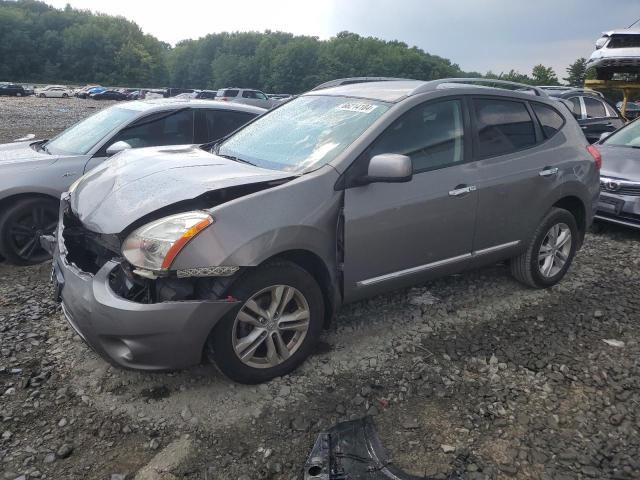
[0,141,58,167]
[599,144,640,180]
[71,145,294,234]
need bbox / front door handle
[539,167,559,177]
[449,184,477,197]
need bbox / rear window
[584,97,607,118]
[532,103,565,138]
[608,34,640,49]
[473,98,536,157]
[217,89,239,98]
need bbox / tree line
[0,0,589,93]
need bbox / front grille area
[62,210,121,274]
[601,183,640,196]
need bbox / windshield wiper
[217,153,256,166]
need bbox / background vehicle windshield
[218,95,389,172]
[602,119,640,148]
[45,106,139,155]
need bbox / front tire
[510,207,578,288]
[209,261,324,384]
[62,93,68,98]
[39,93,46,98]
[0,197,59,265]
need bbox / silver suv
[216,88,273,109]
[49,79,600,384]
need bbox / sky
[45,0,640,77]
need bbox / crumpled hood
[0,140,58,168]
[71,145,294,233]
[599,144,640,180]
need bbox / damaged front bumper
[304,417,463,480]
[50,197,240,371]
[596,190,640,230]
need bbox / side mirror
[599,132,612,142]
[106,140,132,156]
[360,154,412,185]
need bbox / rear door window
[567,97,582,118]
[107,109,195,149]
[473,98,536,157]
[584,97,607,119]
[532,103,565,139]
[202,109,256,142]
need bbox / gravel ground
[1,97,639,480]
[0,96,117,143]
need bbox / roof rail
[413,78,549,97]
[310,77,415,91]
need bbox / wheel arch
[0,192,60,217]
[552,195,587,246]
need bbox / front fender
[171,166,342,272]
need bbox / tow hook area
[303,417,463,480]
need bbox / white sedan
[35,85,74,98]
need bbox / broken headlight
[122,211,213,271]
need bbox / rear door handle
[449,185,477,197]
[539,167,559,177]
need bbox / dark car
[196,90,217,99]
[547,88,625,143]
[90,90,128,101]
[0,83,26,97]
[616,101,640,120]
[595,118,640,229]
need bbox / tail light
[587,145,602,170]
[219,97,229,101]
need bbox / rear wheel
[209,261,324,384]
[15,92,22,97]
[39,93,46,98]
[510,208,578,288]
[62,93,68,98]
[0,198,59,265]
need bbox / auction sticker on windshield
[337,102,378,114]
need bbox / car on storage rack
[35,85,74,98]
[545,88,625,143]
[48,78,600,384]
[0,99,264,265]
[588,28,640,80]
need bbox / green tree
[531,64,559,86]
[564,58,587,87]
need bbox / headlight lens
[122,211,213,271]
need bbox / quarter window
[584,97,607,119]
[532,103,564,138]
[369,99,464,172]
[473,98,536,157]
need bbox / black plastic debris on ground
[304,417,464,479]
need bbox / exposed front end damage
[304,417,463,480]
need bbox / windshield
[45,106,138,155]
[218,95,389,172]
[602,118,640,148]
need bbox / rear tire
[16,92,22,97]
[62,93,68,98]
[209,261,324,384]
[39,93,45,98]
[510,208,578,288]
[0,197,59,266]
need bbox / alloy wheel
[232,285,310,369]
[8,206,58,263]
[538,222,572,278]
